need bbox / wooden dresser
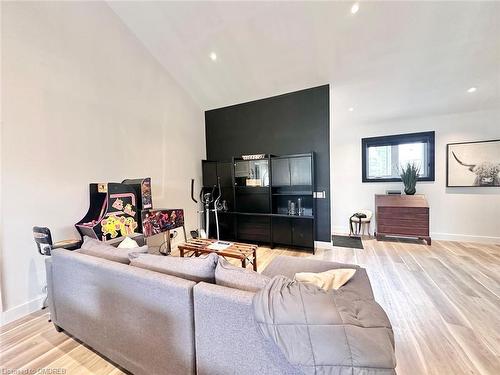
[375,194,431,245]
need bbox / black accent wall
[205,85,331,242]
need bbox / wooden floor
[1,238,499,374]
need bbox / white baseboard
[332,226,350,236]
[430,232,500,244]
[314,241,334,250]
[332,226,499,244]
[1,295,44,326]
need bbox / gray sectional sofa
[46,249,396,375]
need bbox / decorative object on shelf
[447,139,500,187]
[297,197,303,216]
[241,154,266,160]
[400,162,420,195]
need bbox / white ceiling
[108,1,500,121]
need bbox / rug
[332,235,364,249]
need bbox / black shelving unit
[201,152,315,252]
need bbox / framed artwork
[446,139,500,187]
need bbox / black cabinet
[235,187,270,213]
[201,153,314,251]
[272,217,314,248]
[272,217,292,244]
[217,162,233,187]
[292,219,314,247]
[271,158,291,186]
[217,213,235,240]
[202,161,218,187]
[271,155,312,187]
[290,157,312,186]
[203,161,233,187]
[237,216,271,242]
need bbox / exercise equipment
[75,178,152,241]
[190,178,221,240]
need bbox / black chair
[33,226,81,255]
[33,226,81,309]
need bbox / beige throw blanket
[294,268,356,291]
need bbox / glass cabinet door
[234,159,269,187]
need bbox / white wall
[1,2,205,323]
[331,97,500,242]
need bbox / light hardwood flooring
[1,238,499,374]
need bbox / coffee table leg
[241,258,247,269]
[253,250,257,272]
[180,248,184,257]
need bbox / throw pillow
[215,257,270,292]
[130,253,218,283]
[118,236,139,248]
[79,236,147,264]
[294,268,356,291]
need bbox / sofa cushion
[215,257,270,292]
[78,236,147,264]
[131,253,218,283]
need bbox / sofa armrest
[193,282,301,375]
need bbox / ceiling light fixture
[348,107,355,112]
[351,3,360,14]
[209,52,217,61]
[467,87,477,93]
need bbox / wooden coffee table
[178,239,258,271]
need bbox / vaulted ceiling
[108,1,500,121]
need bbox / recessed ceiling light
[348,107,355,112]
[351,3,360,14]
[209,52,217,61]
[467,87,477,93]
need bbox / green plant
[400,162,420,195]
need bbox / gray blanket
[253,276,396,375]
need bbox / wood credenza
[375,194,431,245]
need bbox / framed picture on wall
[446,139,500,187]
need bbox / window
[362,131,435,182]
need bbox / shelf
[272,191,312,196]
[218,211,314,220]
[272,214,314,219]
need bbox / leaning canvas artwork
[447,139,500,187]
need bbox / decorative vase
[404,186,416,195]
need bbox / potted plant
[400,162,420,195]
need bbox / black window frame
[361,131,435,182]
